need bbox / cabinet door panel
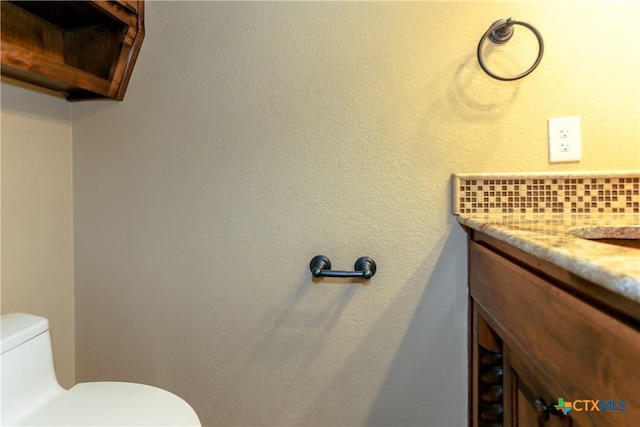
[516,388,543,427]
[506,346,572,427]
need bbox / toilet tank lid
[1,313,49,355]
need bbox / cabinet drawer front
[470,242,640,426]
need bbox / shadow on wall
[364,225,468,426]
[447,53,520,122]
[212,265,363,424]
[299,225,469,427]
[247,277,360,372]
[204,224,468,426]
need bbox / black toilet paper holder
[310,255,377,280]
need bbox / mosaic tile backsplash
[452,171,640,215]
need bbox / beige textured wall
[71,1,639,426]
[1,83,75,388]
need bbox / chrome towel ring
[477,18,544,81]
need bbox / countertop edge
[457,215,640,305]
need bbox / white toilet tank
[1,313,200,426]
[1,313,66,425]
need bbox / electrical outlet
[548,116,581,163]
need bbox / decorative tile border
[452,171,640,215]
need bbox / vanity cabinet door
[504,345,572,427]
[472,303,571,427]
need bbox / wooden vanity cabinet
[1,0,144,101]
[468,230,640,427]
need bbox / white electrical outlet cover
[548,116,581,163]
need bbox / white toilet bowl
[0,313,200,426]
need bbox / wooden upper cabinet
[1,0,145,101]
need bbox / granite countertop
[451,171,640,306]
[456,213,640,304]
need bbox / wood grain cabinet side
[468,232,640,427]
[1,0,145,101]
